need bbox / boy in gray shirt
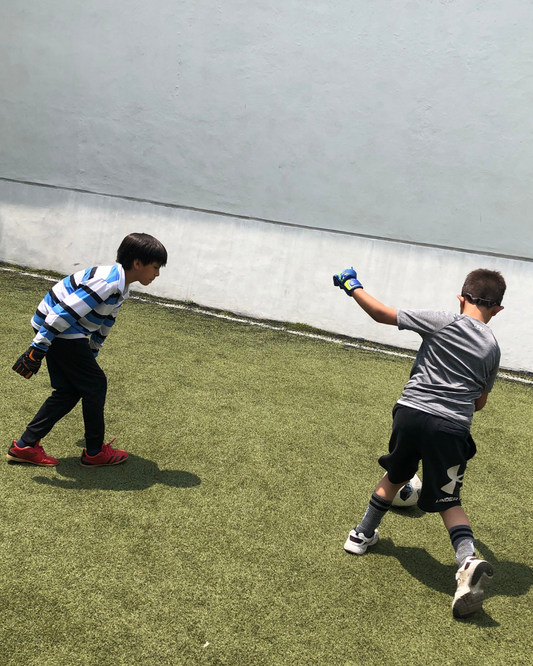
[333,267,506,619]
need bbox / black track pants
[22,337,107,449]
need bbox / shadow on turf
[372,537,533,626]
[28,453,201,491]
[390,506,426,519]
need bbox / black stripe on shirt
[47,289,60,305]
[70,274,78,291]
[85,310,109,321]
[60,302,83,322]
[43,321,62,337]
[89,267,97,279]
[35,308,47,321]
[79,284,104,305]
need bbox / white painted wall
[1,1,533,258]
[1,3,532,369]
[0,180,529,371]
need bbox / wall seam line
[1,176,531,264]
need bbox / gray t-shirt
[397,310,500,429]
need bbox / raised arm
[351,288,398,325]
[333,267,398,326]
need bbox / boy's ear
[457,294,466,311]
[491,305,504,317]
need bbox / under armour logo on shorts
[441,465,464,495]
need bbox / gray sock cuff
[449,524,474,549]
[449,525,475,567]
[356,492,392,538]
[369,492,392,511]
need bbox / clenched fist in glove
[333,267,363,296]
[12,346,47,379]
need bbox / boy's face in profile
[136,261,162,286]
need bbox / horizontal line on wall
[1,176,531,264]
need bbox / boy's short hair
[461,269,506,307]
[116,233,168,270]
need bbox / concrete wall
[1,1,532,258]
[0,179,529,371]
[1,2,532,369]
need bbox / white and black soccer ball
[392,474,422,508]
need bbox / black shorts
[378,404,477,513]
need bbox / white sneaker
[452,556,494,618]
[344,529,379,555]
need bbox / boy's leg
[76,359,107,453]
[440,506,494,619]
[344,474,410,555]
[49,339,130,467]
[357,474,410,536]
[441,506,475,566]
[8,382,79,465]
[54,338,106,451]
[345,405,421,555]
[21,385,80,446]
[21,338,106,450]
[416,420,494,618]
[58,341,129,466]
[375,473,410,502]
[8,341,81,466]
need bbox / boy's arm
[32,276,117,352]
[333,267,398,326]
[89,308,120,354]
[474,393,488,411]
[14,274,119,377]
[351,288,398,326]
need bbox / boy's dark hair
[116,233,168,270]
[461,269,506,307]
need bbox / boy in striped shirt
[9,232,167,467]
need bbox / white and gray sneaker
[452,556,494,619]
[344,529,379,555]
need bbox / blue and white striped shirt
[31,264,129,352]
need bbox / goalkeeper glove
[333,267,363,296]
[12,346,47,379]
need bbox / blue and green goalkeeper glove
[333,267,363,296]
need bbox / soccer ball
[392,474,422,508]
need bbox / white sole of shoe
[452,561,494,618]
[344,530,379,555]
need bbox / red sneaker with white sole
[6,440,58,466]
[80,439,129,467]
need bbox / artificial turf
[1,266,532,665]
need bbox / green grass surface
[1,267,533,665]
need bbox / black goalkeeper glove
[12,346,47,379]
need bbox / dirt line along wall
[1,2,532,369]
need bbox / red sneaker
[6,440,58,466]
[80,439,129,467]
